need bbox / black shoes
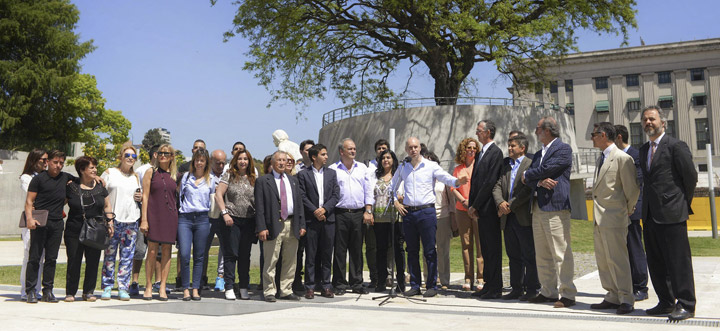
[422,289,437,297]
[668,305,694,321]
[645,303,675,316]
[480,291,501,300]
[519,291,537,301]
[590,300,620,310]
[280,293,301,301]
[633,291,649,301]
[27,291,38,304]
[501,290,523,300]
[352,287,369,295]
[404,288,421,297]
[553,297,576,308]
[527,293,557,303]
[616,303,634,315]
[41,292,58,303]
[264,295,277,302]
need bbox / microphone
[402,156,411,164]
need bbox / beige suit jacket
[592,147,640,228]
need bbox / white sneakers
[225,290,236,300]
[239,288,250,300]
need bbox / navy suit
[639,134,697,312]
[523,138,577,300]
[623,145,648,295]
[469,142,504,294]
[297,166,340,291]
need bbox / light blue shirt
[178,172,217,213]
[509,155,525,198]
[391,156,459,206]
[329,160,374,209]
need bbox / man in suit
[493,134,538,301]
[297,144,340,299]
[255,151,307,302]
[522,116,577,308]
[639,106,698,321]
[467,120,505,299]
[589,122,640,315]
[614,124,649,301]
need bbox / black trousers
[305,220,335,290]
[478,213,503,293]
[332,210,364,290]
[64,227,102,296]
[643,214,696,311]
[292,235,307,292]
[220,216,255,290]
[627,218,649,294]
[26,219,64,294]
[373,222,405,290]
[503,213,539,293]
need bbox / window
[696,118,710,150]
[565,80,573,92]
[658,95,674,110]
[657,71,671,84]
[693,93,707,106]
[594,77,608,90]
[550,82,558,93]
[666,120,676,138]
[699,164,708,172]
[630,123,644,150]
[690,68,705,81]
[534,82,543,95]
[626,98,641,111]
[626,74,639,87]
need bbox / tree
[142,128,168,151]
[216,0,636,108]
[0,0,95,147]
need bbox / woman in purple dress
[139,144,178,300]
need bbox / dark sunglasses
[124,153,137,159]
[157,151,174,157]
[40,158,48,162]
[590,132,602,138]
[466,146,478,150]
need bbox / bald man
[201,149,228,291]
[393,137,468,297]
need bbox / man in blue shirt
[393,137,468,297]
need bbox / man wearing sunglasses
[178,139,206,174]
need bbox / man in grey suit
[256,151,307,302]
[589,122,640,315]
[639,106,697,321]
[492,133,538,301]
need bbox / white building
[511,38,720,172]
[157,127,171,144]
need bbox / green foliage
[216,0,636,109]
[0,0,96,148]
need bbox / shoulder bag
[78,187,111,250]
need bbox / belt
[403,204,435,212]
[336,208,364,213]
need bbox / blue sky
[73,0,718,158]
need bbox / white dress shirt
[329,160,374,208]
[478,141,495,161]
[313,166,324,206]
[391,156,459,206]
[272,169,293,216]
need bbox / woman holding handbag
[214,149,256,300]
[64,156,115,302]
[19,149,47,301]
[176,148,216,301]
[140,144,178,301]
[100,143,142,301]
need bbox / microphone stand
[373,158,426,306]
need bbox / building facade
[511,38,720,170]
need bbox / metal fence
[321,97,570,127]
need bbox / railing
[573,147,602,174]
[322,97,570,127]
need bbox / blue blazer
[624,145,643,220]
[297,166,340,223]
[524,138,572,212]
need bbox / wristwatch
[365,209,373,215]
[221,209,229,216]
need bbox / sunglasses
[124,153,137,159]
[466,146,478,150]
[40,158,48,162]
[590,132,602,138]
[157,151,174,157]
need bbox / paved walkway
[0,240,718,330]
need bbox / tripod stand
[372,168,426,306]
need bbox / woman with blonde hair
[100,143,142,301]
[451,137,484,291]
[139,144,178,300]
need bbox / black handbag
[78,189,111,250]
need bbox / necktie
[596,154,605,178]
[648,142,657,170]
[478,149,484,161]
[280,174,288,220]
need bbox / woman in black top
[64,156,114,302]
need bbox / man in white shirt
[393,137,468,297]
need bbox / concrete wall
[318,104,578,170]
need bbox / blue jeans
[402,207,437,290]
[178,212,210,289]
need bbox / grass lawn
[1,220,718,290]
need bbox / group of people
[19,106,697,321]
